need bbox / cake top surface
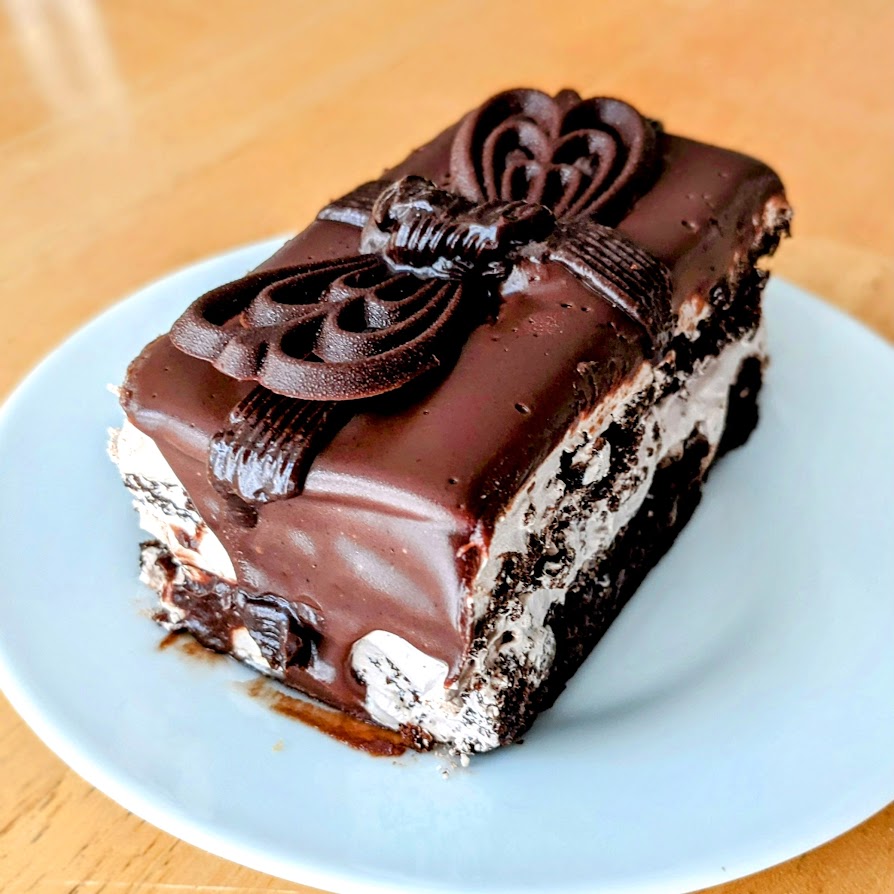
[125,88,785,528]
[122,89,787,675]
[168,91,672,411]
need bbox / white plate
[1,240,893,894]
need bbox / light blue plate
[1,241,893,894]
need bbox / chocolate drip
[151,542,321,673]
[210,387,345,503]
[241,592,320,671]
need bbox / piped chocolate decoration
[547,221,672,344]
[170,89,672,504]
[171,253,468,401]
[209,386,347,504]
[450,89,659,224]
[360,175,556,278]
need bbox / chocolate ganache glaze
[122,89,785,718]
[170,90,672,503]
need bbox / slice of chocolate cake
[109,89,790,753]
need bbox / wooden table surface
[1,1,892,892]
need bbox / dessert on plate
[110,88,790,754]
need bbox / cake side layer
[350,318,765,751]
[540,354,765,715]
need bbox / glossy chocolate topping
[121,89,786,718]
[170,178,554,403]
[171,91,671,500]
[172,165,672,502]
[449,89,658,223]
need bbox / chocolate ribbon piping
[209,387,348,504]
[170,90,672,505]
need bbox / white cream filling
[231,626,275,673]
[109,421,236,581]
[138,541,187,626]
[350,323,765,752]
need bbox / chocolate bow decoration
[170,89,673,506]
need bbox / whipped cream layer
[110,422,235,582]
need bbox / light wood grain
[1,1,892,892]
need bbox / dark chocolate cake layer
[112,89,790,752]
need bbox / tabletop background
[1,1,892,892]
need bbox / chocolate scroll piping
[450,88,659,225]
[171,251,469,401]
[548,221,672,343]
[171,89,672,505]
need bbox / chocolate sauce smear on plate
[157,629,223,660]
[157,631,406,756]
[241,678,408,757]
